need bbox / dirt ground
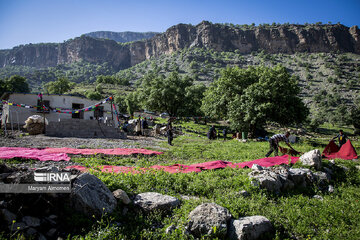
[0,131,166,150]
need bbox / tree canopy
[43,77,75,94]
[136,71,205,117]
[0,75,30,96]
[202,65,309,135]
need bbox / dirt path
[0,132,166,150]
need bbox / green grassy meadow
[2,121,360,240]
[61,121,360,240]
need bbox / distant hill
[84,31,160,43]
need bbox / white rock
[300,149,322,170]
[228,216,273,240]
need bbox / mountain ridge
[0,21,359,70]
[84,31,160,43]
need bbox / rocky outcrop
[187,203,232,238]
[300,149,322,170]
[71,173,117,217]
[133,192,181,213]
[228,216,273,240]
[0,22,359,70]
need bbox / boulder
[251,164,263,171]
[300,149,322,170]
[9,222,27,232]
[187,203,232,238]
[113,189,131,205]
[0,209,17,224]
[228,216,273,240]
[248,170,282,193]
[71,173,117,217]
[22,216,41,228]
[313,171,330,187]
[133,192,180,213]
[288,168,313,187]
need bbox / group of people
[208,125,348,158]
[207,125,227,141]
[134,116,149,136]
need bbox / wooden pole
[111,96,114,121]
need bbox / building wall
[1,93,118,128]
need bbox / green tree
[136,72,203,117]
[85,91,103,100]
[125,92,140,117]
[43,77,74,94]
[202,65,309,135]
[114,95,127,113]
[3,75,30,94]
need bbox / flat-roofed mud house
[1,93,125,138]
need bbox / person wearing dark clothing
[167,119,173,145]
[332,130,347,148]
[265,132,295,157]
[167,122,173,146]
[208,125,216,140]
[141,118,148,136]
[222,128,227,141]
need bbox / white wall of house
[1,93,118,127]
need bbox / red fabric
[44,147,163,156]
[66,155,300,174]
[0,147,70,161]
[322,140,340,156]
[322,140,358,160]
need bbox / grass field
[2,121,360,240]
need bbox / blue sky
[0,0,359,49]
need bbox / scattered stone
[179,195,200,201]
[329,160,336,165]
[26,227,38,236]
[71,173,117,217]
[46,228,57,238]
[328,185,335,193]
[313,171,330,186]
[22,216,41,228]
[113,189,131,205]
[323,167,333,177]
[288,168,312,187]
[228,216,273,240]
[300,149,322,170]
[134,192,180,213]
[251,164,263,171]
[9,222,27,232]
[0,208,17,224]
[248,170,282,193]
[166,224,176,234]
[238,190,250,197]
[313,195,324,201]
[187,203,232,238]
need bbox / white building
[1,93,118,128]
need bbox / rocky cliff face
[84,31,159,43]
[1,21,359,70]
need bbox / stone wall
[45,119,126,139]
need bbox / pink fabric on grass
[0,147,70,161]
[44,147,163,156]
[66,155,300,174]
[0,147,162,162]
